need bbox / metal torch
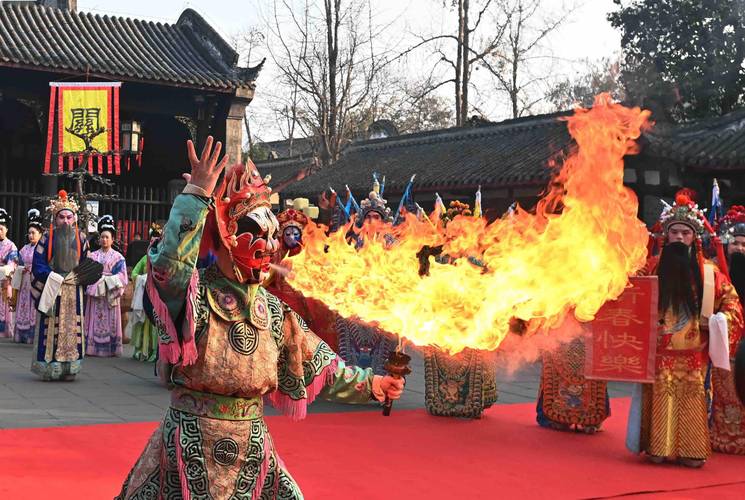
[382,349,412,416]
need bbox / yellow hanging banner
[61,87,110,153]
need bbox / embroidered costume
[710,205,745,454]
[537,336,609,432]
[12,209,43,343]
[85,215,128,357]
[629,192,744,465]
[118,161,390,499]
[31,191,94,381]
[0,208,19,338]
[129,223,163,362]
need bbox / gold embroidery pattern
[56,284,82,362]
[541,338,608,426]
[642,368,711,460]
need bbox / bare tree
[404,0,511,126]
[479,0,576,118]
[546,57,624,111]
[262,0,395,166]
[231,26,266,158]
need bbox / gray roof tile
[0,4,261,90]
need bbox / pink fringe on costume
[175,426,191,500]
[181,268,200,366]
[267,357,339,421]
[146,262,200,366]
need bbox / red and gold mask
[203,162,279,283]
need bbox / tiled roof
[0,4,261,90]
[644,109,745,170]
[278,112,573,197]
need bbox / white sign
[86,200,99,233]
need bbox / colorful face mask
[209,162,278,283]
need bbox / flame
[286,95,651,353]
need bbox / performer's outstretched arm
[268,294,402,419]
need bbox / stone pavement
[0,338,631,429]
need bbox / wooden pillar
[225,88,253,165]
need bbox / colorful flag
[44,82,121,174]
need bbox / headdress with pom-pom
[358,191,392,225]
[277,209,309,232]
[717,205,745,243]
[659,190,707,235]
[47,190,79,216]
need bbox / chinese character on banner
[585,276,658,383]
[44,82,122,175]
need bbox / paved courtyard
[0,338,632,429]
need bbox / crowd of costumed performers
[265,172,500,418]
[116,138,404,499]
[529,185,745,467]
[1,136,745,489]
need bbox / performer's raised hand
[185,136,229,195]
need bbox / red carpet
[1,399,745,499]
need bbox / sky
[77,0,623,141]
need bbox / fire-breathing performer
[710,204,745,454]
[117,138,404,499]
[84,215,128,357]
[10,209,43,344]
[31,191,101,381]
[128,223,163,362]
[628,192,743,467]
[0,208,19,338]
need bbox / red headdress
[276,209,309,257]
[717,205,745,244]
[277,209,309,232]
[659,188,729,278]
[201,161,277,283]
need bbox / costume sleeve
[32,235,51,283]
[5,243,19,266]
[131,254,147,280]
[145,193,210,366]
[147,193,210,321]
[111,253,128,298]
[266,292,377,420]
[714,271,745,354]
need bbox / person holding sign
[632,191,744,467]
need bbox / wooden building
[259,110,745,226]
[0,0,261,242]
